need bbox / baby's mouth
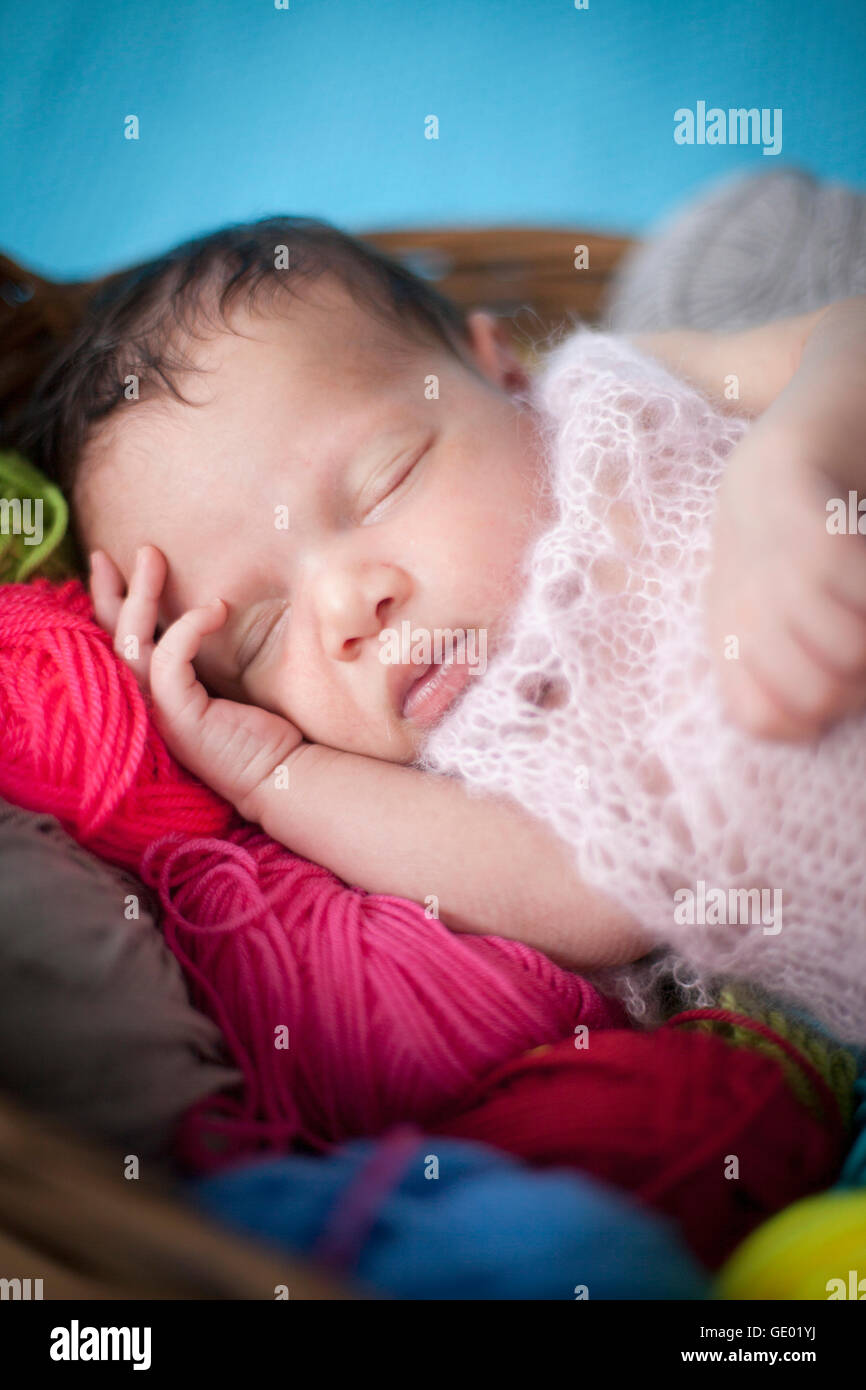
[401,656,474,729]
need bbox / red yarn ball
[431,1022,846,1269]
[0,578,626,1169]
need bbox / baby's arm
[634,297,866,741]
[90,546,647,972]
[239,739,646,969]
[628,305,828,418]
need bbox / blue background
[2,0,865,279]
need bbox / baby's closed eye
[235,600,292,675]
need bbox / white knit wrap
[418,326,866,1044]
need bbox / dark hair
[9,215,473,503]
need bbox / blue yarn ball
[189,1131,708,1300]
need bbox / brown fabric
[0,796,241,1165]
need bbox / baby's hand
[89,545,305,815]
[705,421,866,740]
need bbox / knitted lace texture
[418,327,866,1044]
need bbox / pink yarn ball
[0,578,625,1169]
[0,578,233,859]
[143,828,620,1166]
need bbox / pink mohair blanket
[418,327,866,1045]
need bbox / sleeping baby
[23,218,866,1042]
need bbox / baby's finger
[88,549,125,635]
[809,465,866,617]
[786,588,866,685]
[723,660,810,742]
[735,615,864,739]
[820,536,866,622]
[149,600,228,728]
[114,546,167,679]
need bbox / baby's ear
[465,310,530,393]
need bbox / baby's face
[77,277,552,763]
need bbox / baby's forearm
[764,294,866,489]
[629,302,838,419]
[239,743,647,970]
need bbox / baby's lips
[392,660,434,718]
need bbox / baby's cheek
[273,661,355,744]
[275,664,328,735]
[431,503,514,587]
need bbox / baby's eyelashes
[235,600,292,675]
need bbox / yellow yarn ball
[716,1190,866,1300]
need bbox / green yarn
[688,984,858,1130]
[0,451,79,582]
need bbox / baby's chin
[311,701,457,766]
[302,708,417,765]
[372,708,431,765]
